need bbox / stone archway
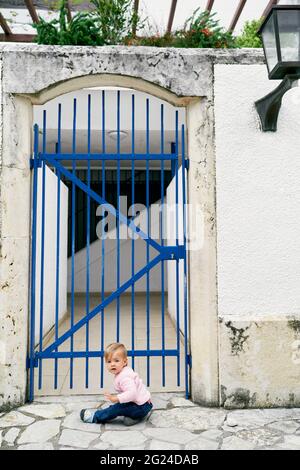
[0,45,219,410]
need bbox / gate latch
[161,246,185,260]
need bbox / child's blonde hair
[104,343,127,362]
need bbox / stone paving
[1,393,300,450]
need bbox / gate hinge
[162,245,185,260]
[30,155,42,170]
[187,354,192,368]
[26,356,38,369]
[184,159,190,171]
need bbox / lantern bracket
[255,74,299,132]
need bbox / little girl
[80,343,152,426]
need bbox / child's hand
[104,392,119,403]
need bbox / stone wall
[0,52,32,410]
[214,63,300,407]
[219,316,300,408]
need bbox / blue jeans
[92,401,152,424]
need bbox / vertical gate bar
[181,124,189,398]
[29,123,39,402]
[146,98,150,386]
[160,104,166,387]
[175,110,180,386]
[38,112,47,390]
[171,142,176,178]
[131,94,135,370]
[100,90,106,388]
[70,98,77,389]
[54,103,62,389]
[116,90,121,342]
[86,94,91,388]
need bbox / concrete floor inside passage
[34,293,186,397]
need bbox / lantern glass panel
[277,10,300,62]
[261,15,278,73]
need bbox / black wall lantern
[255,3,300,131]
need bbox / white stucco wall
[215,64,300,318]
[167,165,187,332]
[35,165,68,344]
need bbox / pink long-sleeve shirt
[114,366,151,405]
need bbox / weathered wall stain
[221,386,258,409]
[288,319,300,336]
[225,321,250,356]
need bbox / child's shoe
[80,408,95,423]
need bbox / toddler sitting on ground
[80,343,152,426]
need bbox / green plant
[34,1,104,45]
[173,8,236,48]
[125,33,174,48]
[235,19,263,48]
[33,3,237,49]
[90,0,142,45]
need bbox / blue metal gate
[28,90,190,401]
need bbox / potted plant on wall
[33,0,142,45]
[33,0,261,49]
